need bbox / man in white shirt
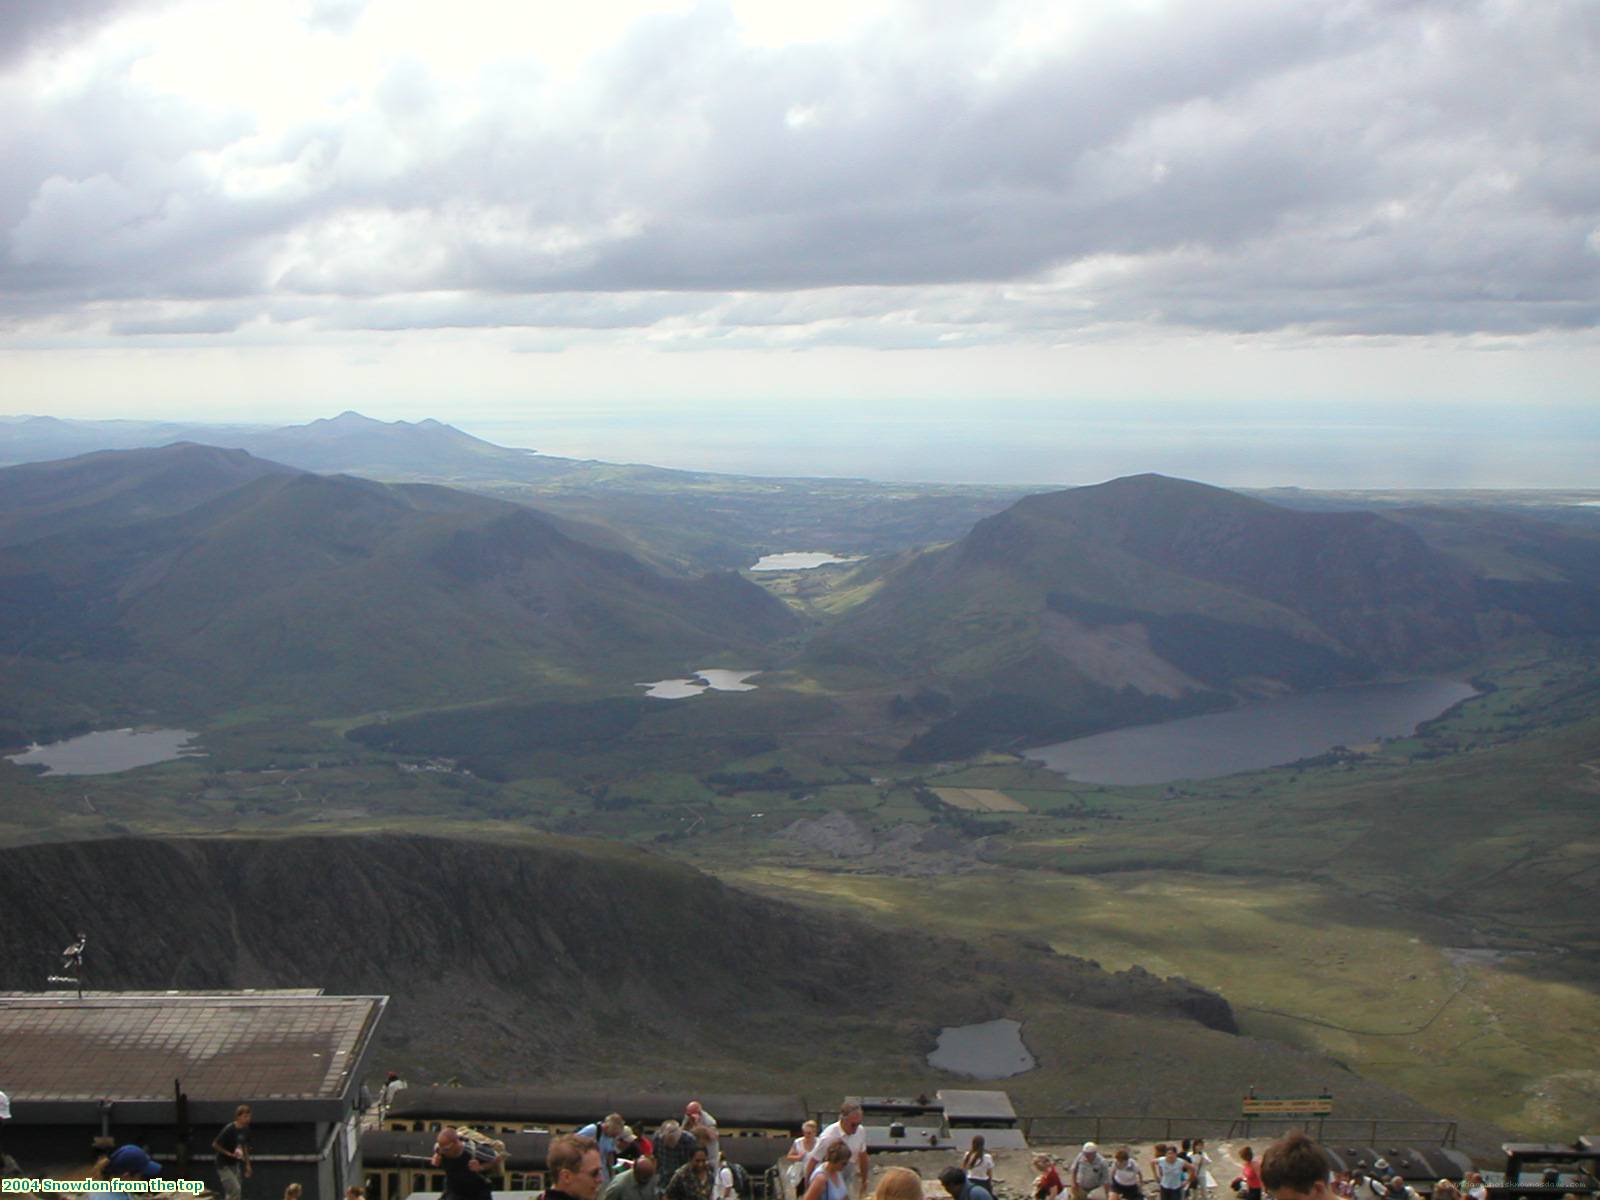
[803,1103,868,1200]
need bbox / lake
[1025,678,1477,785]
[7,728,203,776]
[927,1018,1036,1078]
[749,552,864,572]
[638,669,760,700]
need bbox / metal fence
[1018,1116,1459,1148]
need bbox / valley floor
[3,650,1597,1140]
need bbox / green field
[4,648,1599,1137]
[722,864,1600,1136]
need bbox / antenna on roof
[49,931,87,998]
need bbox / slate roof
[0,992,386,1103]
[935,1091,1017,1123]
[387,1087,807,1129]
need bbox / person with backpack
[432,1126,504,1200]
[576,1114,626,1183]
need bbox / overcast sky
[0,0,1595,484]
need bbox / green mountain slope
[810,474,1598,756]
[0,458,799,729]
[0,442,296,546]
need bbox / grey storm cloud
[0,0,1596,345]
[0,0,162,68]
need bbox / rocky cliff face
[0,833,1235,1082]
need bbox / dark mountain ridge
[0,441,296,547]
[813,474,1600,757]
[982,475,1485,664]
[0,831,1488,1135]
[0,448,799,732]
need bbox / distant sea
[461,401,1600,489]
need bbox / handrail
[1016,1115,1458,1148]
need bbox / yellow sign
[1241,1098,1334,1116]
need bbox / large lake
[1025,678,1477,785]
[7,728,203,776]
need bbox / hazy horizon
[6,398,1598,490]
[1,0,1594,489]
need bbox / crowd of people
[407,1115,1549,1200]
[53,1098,1544,1200]
[1015,1139,1221,1200]
[428,1098,758,1200]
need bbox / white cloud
[0,0,1595,363]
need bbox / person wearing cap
[1069,1143,1112,1200]
[105,1145,163,1180]
[617,1126,652,1168]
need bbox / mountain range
[0,411,1028,572]
[0,443,796,732]
[810,474,1600,756]
[0,410,542,478]
[2,433,1598,758]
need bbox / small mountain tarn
[927,1019,1036,1078]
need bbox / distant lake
[7,728,202,776]
[928,1018,1036,1078]
[749,552,864,572]
[638,669,760,700]
[1025,678,1477,785]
